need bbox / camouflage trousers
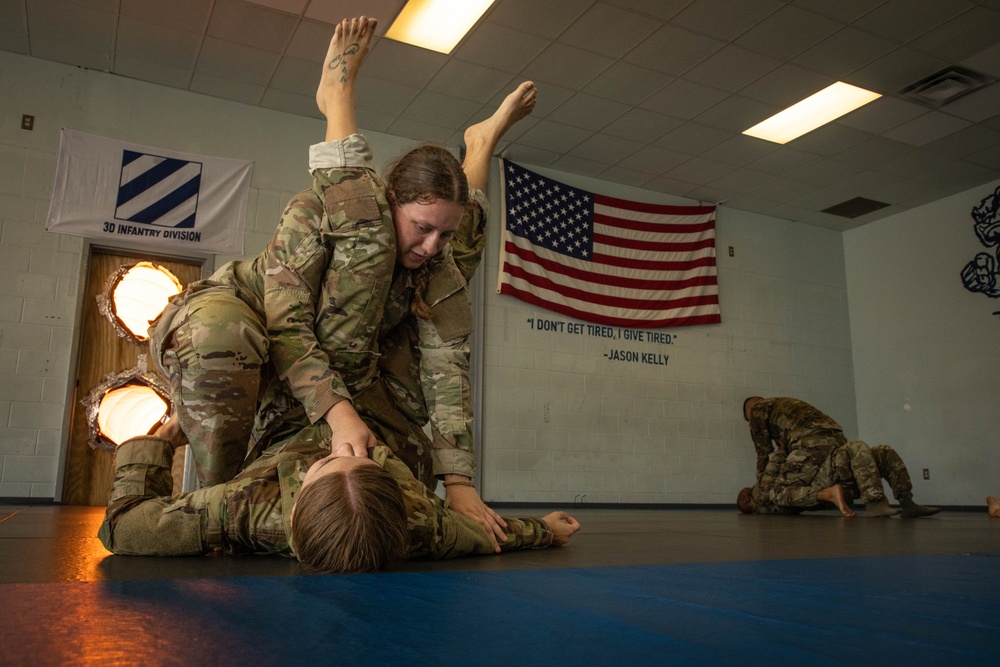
[770,429,847,486]
[827,442,914,503]
[150,285,268,486]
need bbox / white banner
[46,129,253,256]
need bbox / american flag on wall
[497,160,722,328]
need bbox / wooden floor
[1,503,996,584]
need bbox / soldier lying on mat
[98,415,580,573]
[736,440,939,518]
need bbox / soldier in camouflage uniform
[743,396,848,487]
[96,418,579,567]
[738,440,940,518]
[149,18,537,550]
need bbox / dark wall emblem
[961,186,1000,300]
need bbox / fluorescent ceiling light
[743,82,881,144]
[385,0,495,54]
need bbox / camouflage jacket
[310,136,485,479]
[748,397,844,478]
[97,428,553,559]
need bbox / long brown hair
[291,465,408,573]
[384,144,469,321]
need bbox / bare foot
[464,81,537,158]
[818,484,856,517]
[154,412,188,449]
[988,496,1000,518]
[316,16,377,118]
[864,497,902,518]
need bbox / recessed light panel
[743,82,881,144]
[385,0,495,54]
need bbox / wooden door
[62,249,203,506]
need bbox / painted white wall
[476,166,857,504]
[1,51,859,506]
[844,180,1000,507]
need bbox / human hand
[445,480,508,552]
[542,511,580,546]
[323,400,376,457]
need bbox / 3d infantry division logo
[115,150,202,229]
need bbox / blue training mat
[1,553,998,666]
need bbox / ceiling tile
[693,94,780,133]
[207,0,297,53]
[549,154,609,177]
[908,5,1000,63]
[354,75,420,116]
[548,93,631,131]
[739,63,831,107]
[708,168,778,194]
[665,156,735,183]
[882,111,973,146]
[624,23,724,77]
[602,0,689,21]
[654,122,730,155]
[518,119,591,153]
[735,4,841,61]
[569,133,644,164]
[268,55,317,95]
[363,38,447,88]
[116,16,202,69]
[848,47,950,94]
[671,0,784,42]
[114,56,193,89]
[838,96,927,134]
[747,147,822,176]
[486,0,591,40]
[792,27,897,79]
[701,135,778,167]
[121,0,211,32]
[601,108,683,143]
[558,3,660,59]
[196,36,280,85]
[939,82,1000,124]
[401,90,482,130]
[683,45,783,93]
[454,22,548,74]
[189,70,264,105]
[583,62,673,106]
[426,59,511,104]
[853,0,972,44]
[304,0,402,27]
[618,145,691,175]
[787,0,881,24]
[640,79,729,120]
[284,19,340,62]
[522,42,614,90]
[961,40,1000,79]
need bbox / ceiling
[6,0,1000,230]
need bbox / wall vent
[897,66,997,108]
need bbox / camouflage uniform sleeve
[417,252,477,479]
[264,136,394,423]
[386,454,553,559]
[749,405,774,478]
[98,437,225,555]
[448,189,489,283]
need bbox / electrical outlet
[922,468,930,480]
[543,402,551,424]
[22,114,34,131]
[728,246,734,257]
